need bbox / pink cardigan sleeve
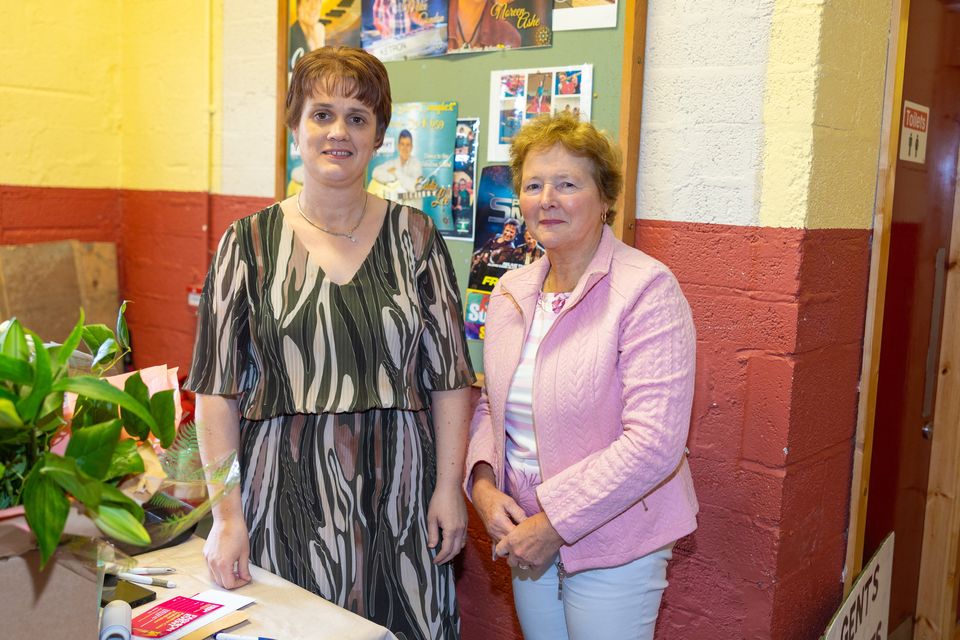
[536,271,696,544]
[463,387,497,500]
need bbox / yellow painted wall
[120,1,216,192]
[759,0,891,229]
[0,2,123,188]
[0,1,219,193]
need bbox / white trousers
[511,544,673,640]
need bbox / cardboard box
[0,240,119,341]
[0,518,101,640]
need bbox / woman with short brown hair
[189,46,474,639]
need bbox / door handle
[920,247,947,434]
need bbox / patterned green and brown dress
[186,202,475,640]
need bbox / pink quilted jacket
[465,225,699,573]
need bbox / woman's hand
[494,512,564,570]
[471,465,527,545]
[427,481,468,564]
[203,515,252,589]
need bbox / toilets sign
[899,100,929,164]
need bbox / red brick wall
[1,184,272,373]
[638,220,869,639]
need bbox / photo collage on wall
[488,64,593,162]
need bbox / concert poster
[465,164,544,340]
[361,0,449,62]
[284,0,362,197]
[451,118,479,241]
[367,101,459,235]
[447,0,553,54]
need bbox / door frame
[845,0,960,637]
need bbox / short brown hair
[509,113,623,224]
[285,46,392,147]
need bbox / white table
[132,536,398,640]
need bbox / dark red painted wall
[638,221,869,639]
[0,184,272,373]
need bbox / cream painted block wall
[758,0,890,229]
[120,1,212,192]
[219,0,278,198]
[636,0,775,226]
[0,2,123,188]
[638,0,890,231]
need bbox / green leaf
[115,301,130,351]
[22,464,70,568]
[64,418,121,479]
[40,453,102,510]
[71,396,118,429]
[93,503,150,547]
[0,398,23,428]
[100,483,145,521]
[15,330,53,422]
[104,438,145,480]
[51,310,85,370]
[100,483,145,520]
[0,462,5,477]
[80,324,113,356]
[0,319,29,360]
[149,389,176,448]
[0,353,32,385]
[52,377,157,432]
[119,372,151,440]
[91,338,119,370]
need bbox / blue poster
[367,101,458,235]
[465,164,542,340]
[467,164,543,292]
[361,0,448,61]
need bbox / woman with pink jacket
[465,113,698,640]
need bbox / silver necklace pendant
[297,191,368,242]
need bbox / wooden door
[863,0,960,636]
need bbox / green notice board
[383,5,628,373]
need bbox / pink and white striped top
[503,290,571,516]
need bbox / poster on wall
[451,118,480,241]
[447,0,553,54]
[487,64,593,162]
[465,165,544,340]
[361,0,448,62]
[367,101,459,235]
[285,0,362,196]
[553,0,618,31]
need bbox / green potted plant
[0,304,179,566]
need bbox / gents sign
[823,533,893,640]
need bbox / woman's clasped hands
[471,464,564,570]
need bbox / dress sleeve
[185,225,249,396]
[417,227,476,392]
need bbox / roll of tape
[99,599,132,640]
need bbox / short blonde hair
[285,46,392,147]
[509,113,623,224]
